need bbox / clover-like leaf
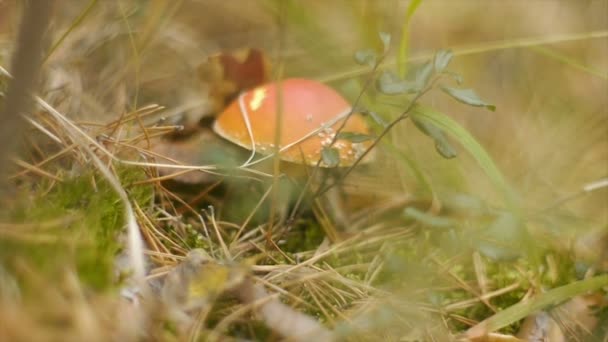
[321,147,340,167]
[336,131,373,143]
[415,61,434,90]
[434,138,457,159]
[411,114,442,137]
[411,114,458,159]
[412,105,516,207]
[377,71,417,95]
[379,32,391,53]
[442,70,464,84]
[354,49,377,67]
[362,109,388,128]
[434,49,453,72]
[441,86,496,111]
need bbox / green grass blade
[411,105,517,208]
[398,0,424,77]
[43,0,99,65]
[320,30,608,84]
[467,274,608,336]
[382,140,434,195]
[528,45,607,80]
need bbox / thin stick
[0,1,53,189]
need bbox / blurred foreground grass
[0,1,606,341]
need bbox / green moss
[0,165,151,291]
[227,319,273,341]
[363,221,583,334]
[180,223,212,250]
[282,219,325,253]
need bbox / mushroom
[212,78,373,168]
[153,78,375,227]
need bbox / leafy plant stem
[288,53,387,222]
[411,106,518,211]
[316,77,440,198]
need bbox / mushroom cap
[213,78,373,167]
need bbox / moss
[181,223,213,250]
[227,320,273,341]
[282,218,325,253]
[0,165,151,291]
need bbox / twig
[0,1,53,190]
[316,77,439,197]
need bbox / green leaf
[434,138,457,159]
[377,62,435,95]
[405,0,424,19]
[415,61,434,90]
[411,116,441,140]
[336,132,373,143]
[354,49,377,67]
[411,115,457,159]
[404,207,454,227]
[411,105,517,209]
[377,71,417,95]
[440,86,496,111]
[434,49,453,72]
[379,32,391,53]
[321,147,340,167]
[362,109,388,128]
[442,70,464,84]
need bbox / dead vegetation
[0,1,607,341]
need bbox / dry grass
[0,1,606,341]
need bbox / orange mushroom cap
[213,78,373,167]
